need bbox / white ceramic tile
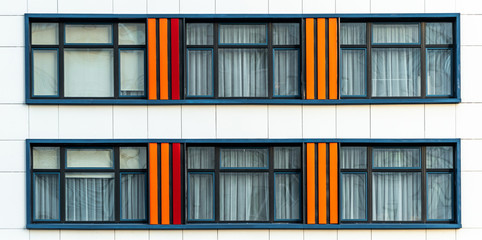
[461,172,482,228]
[0,230,29,240]
[0,105,28,140]
[0,141,25,172]
[461,46,482,102]
[29,106,59,139]
[217,105,268,138]
[461,15,482,46]
[302,0,335,13]
[218,230,269,240]
[150,230,182,240]
[425,0,455,13]
[268,106,302,138]
[0,47,24,104]
[269,0,302,13]
[61,230,114,240]
[113,0,147,13]
[426,230,456,240]
[336,0,370,13]
[0,173,25,228]
[147,0,180,13]
[113,106,148,138]
[30,230,60,240]
[148,106,182,139]
[180,0,215,13]
[28,0,57,13]
[270,230,303,240]
[114,230,149,240]
[59,106,113,139]
[182,105,216,139]
[303,230,337,240]
[456,0,482,14]
[336,105,370,138]
[425,104,456,138]
[338,230,371,240]
[0,0,27,15]
[183,230,217,240]
[371,105,424,138]
[58,0,113,13]
[372,230,425,240]
[456,229,482,240]
[461,140,482,171]
[302,105,336,138]
[0,16,24,47]
[456,104,482,139]
[370,0,424,13]
[216,0,269,13]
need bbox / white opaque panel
[33,50,58,96]
[120,147,147,169]
[32,23,59,45]
[65,24,113,44]
[64,49,114,97]
[118,23,145,45]
[120,50,145,96]
[33,147,60,169]
[372,24,419,44]
[66,149,114,168]
[219,24,267,44]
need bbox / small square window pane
[33,50,58,96]
[66,149,113,168]
[426,146,453,169]
[341,147,367,169]
[341,49,366,96]
[188,147,215,169]
[33,147,60,169]
[427,49,452,96]
[373,148,420,168]
[273,23,300,45]
[120,147,147,169]
[188,49,213,96]
[426,23,452,44]
[275,173,301,220]
[32,23,59,45]
[187,23,213,45]
[340,23,366,45]
[220,148,268,168]
[189,173,214,220]
[342,173,366,220]
[34,174,59,220]
[219,24,266,44]
[427,173,453,220]
[274,147,301,169]
[372,23,419,44]
[274,49,299,96]
[121,173,146,220]
[119,23,145,45]
[65,24,113,44]
[120,50,145,96]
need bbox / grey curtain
[340,23,366,45]
[220,148,268,168]
[121,174,146,220]
[274,50,299,96]
[187,50,213,96]
[189,173,214,220]
[273,147,301,169]
[342,173,366,220]
[34,174,59,220]
[341,146,367,169]
[341,49,366,96]
[373,148,420,168]
[275,173,300,220]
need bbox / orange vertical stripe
[160,143,170,224]
[306,18,315,100]
[328,18,338,100]
[329,143,338,224]
[148,143,159,224]
[306,143,315,224]
[317,19,326,100]
[147,19,157,100]
[318,143,327,224]
[159,19,169,100]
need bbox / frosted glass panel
[33,50,58,96]
[33,147,60,169]
[65,24,113,44]
[32,23,59,45]
[119,23,145,45]
[66,149,113,168]
[120,50,145,96]
[120,147,147,169]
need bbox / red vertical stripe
[170,19,180,100]
[172,143,181,224]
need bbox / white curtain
[340,147,367,169]
[186,23,213,45]
[187,50,213,96]
[426,146,453,169]
[427,49,452,96]
[219,24,266,44]
[121,174,146,220]
[274,50,299,96]
[220,148,268,168]
[34,174,59,220]
[427,173,452,220]
[188,147,215,169]
[373,148,420,168]
[341,49,366,96]
[426,23,452,44]
[340,23,366,45]
[189,173,214,220]
[275,173,300,220]
[273,23,299,45]
[273,147,301,169]
[372,24,419,44]
[342,173,366,220]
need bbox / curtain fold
[34,174,59,220]
[341,49,366,96]
[340,23,366,45]
[342,173,366,220]
[187,50,213,96]
[121,174,146,220]
[341,147,367,169]
[189,173,214,220]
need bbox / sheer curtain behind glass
[274,147,301,220]
[34,174,59,220]
[121,174,146,220]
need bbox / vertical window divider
[114,147,120,222]
[59,23,65,98]
[421,22,427,98]
[366,146,372,223]
[301,19,306,100]
[302,142,307,224]
[213,23,219,99]
[59,147,66,222]
[421,146,427,222]
[366,23,372,99]
[268,23,274,99]
[268,146,275,222]
[113,24,119,98]
[214,147,220,222]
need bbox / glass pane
[340,23,366,45]
[65,24,113,44]
[32,23,59,45]
[341,147,367,169]
[427,173,453,220]
[187,23,213,45]
[427,146,453,169]
[65,173,115,221]
[342,173,366,220]
[189,173,214,220]
[274,147,301,169]
[219,173,269,221]
[219,24,266,44]
[373,148,420,168]
[118,23,145,45]
[372,23,419,44]
[188,147,215,169]
[121,174,146,220]
[273,23,300,45]
[33,147,60,169]
[66,149,113,168]
[426,23,453,44]
[188,49,213,96]
[372,172,421,221]
[120,147,147,169]
[372,48,421,97]
[341,49,366,96]
[220,148,268,168]
[218,48,268,97]
[120,50,145,96]
[275,173,300,220]
[274,49,299,96]
[427,49,452,96]
[64,49,114,97]
[34,174,59,220]
[33,50,58,96]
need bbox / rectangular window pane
[342,173,366,220]
[427,49,452,96]
[274,147,301,169]
[33,147,60,169]
[34,174,59,220]
[372,23,419,44]
[219,24,266,44]
[121,174,146,220]
[274,49,299,96]
[275,173,300,220]
[66,149,113,168]
[373,148,420,168]
[426,23,453,45]
[219,173,269,221]
[32,23,59,45]
[64,49,114,97]
[187,23,214,45]
[118,23,145,45]
[273,23,300,45]
[426,146,453,169]
[120,147,147,169]
[33,50,58,96]
[372,172,421,221]
[341,49,366,96]
[189,173,214,220]
[372,48,421,97]
[341,147,367,169]
[220,148,268,168]
[340,23,366,45]
[65,173,115,221]
[427,173,453,220]
[120,50,145,96]
[188,49,213,96]
[188,147,215,169]
[65,24,113,44]
[218,48,268,97]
